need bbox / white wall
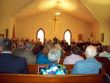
[16,11,92,41]
[0,15,15,38]
[100,21,110,45]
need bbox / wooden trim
[0,34,4,38]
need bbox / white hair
[85,45,97,58]
[48,48,61,63]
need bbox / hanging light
[54,0,61,16]
[55,11,61,16]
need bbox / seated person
[13,42,36,64]
[0,38,28,74]
[40,48,67,75]
[71,45,102,74]
[99,46,110,59]
[63,46,84,64]
[36,45,51,64]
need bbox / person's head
[106,46,110,53]
[45,39,53,48]
[42,46,50,55]
[3,38,12,51]
[25,42,33,50]
[53,37,58,44]
[32,44,44,55]
[54,44,62,51]
[17,41,24,48]
[48,48,61,63]
[43,41,53,55]
[71,42,77,47]
[0,38,4,53]
[85,45,97,58]
[71,47,82,55]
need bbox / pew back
[0,64,105,83]
[0,74,104,83]
[96,57,110,75]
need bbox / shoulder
[74,59,85,66]
[12,55,26,62]
[64,55,70,60]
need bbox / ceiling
[1,0,110,23]
[83,0,110,21]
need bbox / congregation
[0,37,106,75]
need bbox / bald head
[85,45,97,58]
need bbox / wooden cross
[51,15,60,33]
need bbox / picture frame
[78,34,83,41]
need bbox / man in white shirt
[63,46,84,64]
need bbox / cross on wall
[50,15,60,33]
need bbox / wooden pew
[96,57,108,64]
[0,64,105,83]
[27,64,48,74]
[0,73,104,83]
[96,57,110,75]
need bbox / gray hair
[25,42,33,50]
[85,45,97,58]
[48,48,61,63]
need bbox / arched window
[37,28,45,43]
[64,29,72,45]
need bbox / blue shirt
[36,52,51,64]
[71,58,102,74]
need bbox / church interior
[0,0,110,45]
[0,0,110,83]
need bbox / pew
[96,57,110,75]
[0,73,104,83]
[27,64,48,74]
[0,64,105,83]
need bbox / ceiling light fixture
[54,1,61,16]
[55,11,61,16]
